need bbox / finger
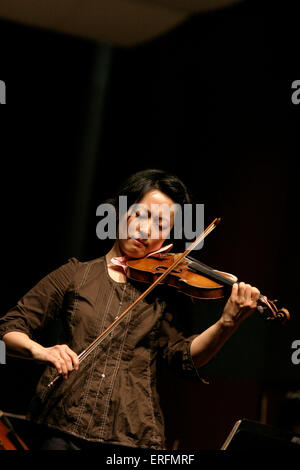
[59,351,74,373]
[237,282,246,301]
[52,356,67,377]
[51,357,63,375]
[231,283,239,301]
[62,345,79,371]
[58,356,69,379]
[251,286,260,303]
[44,347,68,378]
[244,284,253,303]
[55,345,77,374]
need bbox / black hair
[111,168,190,208]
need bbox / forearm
[2,331,36,357]
[3,331,79,378]
[190,317,239,368]
[190,282,260,368]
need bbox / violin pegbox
[258,296,290,323]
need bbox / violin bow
[47,217,221,389]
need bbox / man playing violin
[0,168,260,450]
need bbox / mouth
[132,238,147,248]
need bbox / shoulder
[65,255,105,270]
[48,255,106,284]
[67,255,107,285]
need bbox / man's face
[117,189,176,258]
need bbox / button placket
[98,285,134,439]
[115,284,126,320]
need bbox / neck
[106,241,124,264]
[105,242,127,283]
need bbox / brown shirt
[0,256,200,450]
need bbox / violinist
[0,168,260,451]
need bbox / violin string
[186,257,235,287]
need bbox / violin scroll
[257,296,290,323]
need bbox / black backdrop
[1,1,300,450]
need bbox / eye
[129,209,147,219]
[154,217,168,231]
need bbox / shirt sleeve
[158,293,206,382]
[0,257,79,342]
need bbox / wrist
[218,315,240,330]
[26,338,42,357]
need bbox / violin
[47,217,289,389]
[126,252,290,322]
[126,252,237,300]
[0,411,29,450]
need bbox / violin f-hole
[154,265,182,273]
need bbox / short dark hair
[113,168,190,207]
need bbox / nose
[137,218,152,239]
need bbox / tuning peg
[257,305,265,314]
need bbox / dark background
[1,0,300,450]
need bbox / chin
[121,240,147,258]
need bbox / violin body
[127,253,237,299]
[0,419,16,450]
[0,414,29,450]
